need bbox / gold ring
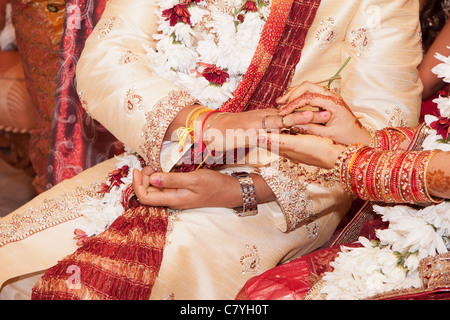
[281,116,289,129]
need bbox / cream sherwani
[0,0,422,299]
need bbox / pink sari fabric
[46,0,123,190]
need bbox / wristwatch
[231,171,258,217]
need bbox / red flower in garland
[242,1,258,13]
[98,165,130,194]
[202,65,230,86]
[162,3,191,26]
[74,229,88,246]
[430,115,450,140]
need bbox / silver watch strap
[231,171,258,217]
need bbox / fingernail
[320,111,329,116]
[150,174,162,187]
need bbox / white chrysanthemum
[189,5,209,25]
[158,0,179,10]
[79,190,125,237]
[217,12,265,74]
[147,0,271,107]
[321,237,417,300]
[374,205,448,259]
[432,52,450,83]
[433,95,450,118]
[208,6,236,42]
[197,38,221,65]
[422,130,450,151]
[77,152,143,237]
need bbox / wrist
[323,143,347,169]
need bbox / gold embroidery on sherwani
[123,88,143,115]
[256,158,314,231]
[93,16,120,38]
[118,50,141,65]
[139,90,198,171]
[0,183,102,248]
[240,244,261,275]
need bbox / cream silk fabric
[0,0,422,299]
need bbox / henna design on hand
[427,169,450,193]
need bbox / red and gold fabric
[0,0,423,300]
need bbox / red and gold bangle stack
[339,146,442,204]
[372,128,400,151]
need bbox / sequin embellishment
[256,158,314,231]
[140,90,198,171]
[119,50,141,65]
[315,17,338,49]
[93,16,120,38]
[124,88,143,114]
[0,183,102,248]
[240,244,261,275]
[350,28,374,57]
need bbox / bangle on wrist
[231,171,258,217]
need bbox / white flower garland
[320,52,450,300]
[144,0,271,109]
[75,150,143,237]
[75,1,272,237]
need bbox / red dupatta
[32,0,321,300]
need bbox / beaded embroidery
[119,50,141,65]
[77,90,90,116]
[93,16,120,38]
[306,221,319,240]
[315,17,338,49]
[123,88,143,115]
[240,244,261,275]
[139,90,198,171]
[0,183,102,248]
[256,158,314,231]
[350,28,374,57]
[387,106,408,127]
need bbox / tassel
[32,205,168,300]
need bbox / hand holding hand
[257,132,346,169]
[276,81,372,146]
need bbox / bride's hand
[203,107,330,152]
[257,132,346,169]
[276,81,373,146]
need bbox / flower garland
[423,51,450,151]
[73,150,143,245]
[320,52,450,300]
[72,1,272,242]
[145,0,272,109]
